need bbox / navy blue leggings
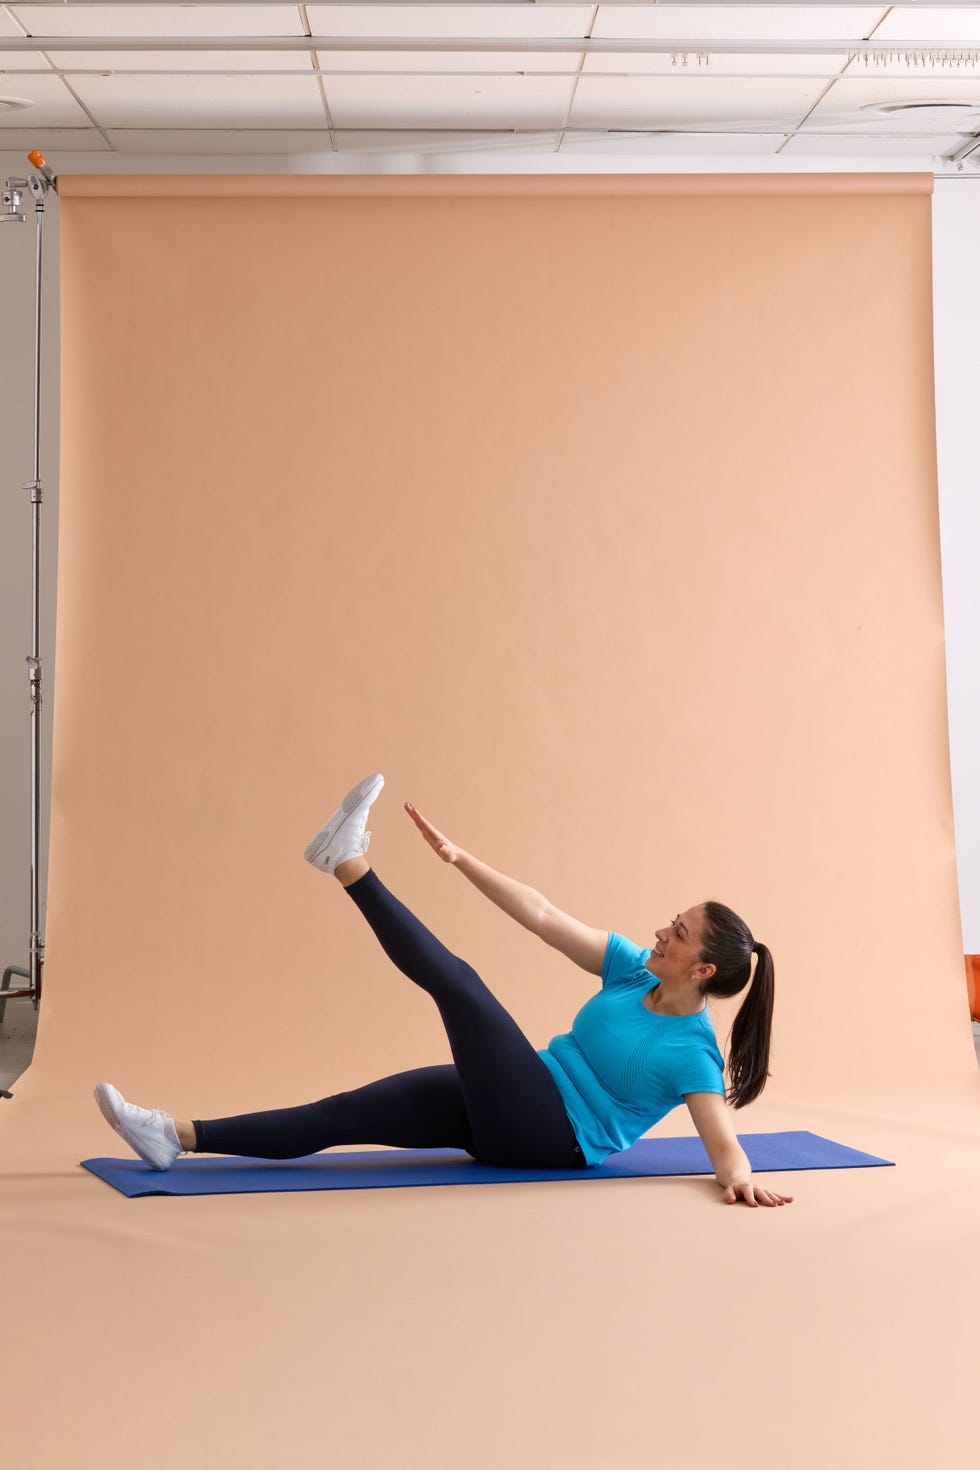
[193,868,586,1169]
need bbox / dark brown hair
[696,901,774,1110]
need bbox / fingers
[405,803,454,862]
[727,1185,757,1206]
[407,804,449,844]
[406,802,437,835]
[405,802,434,837]
[725,1184,794,1207]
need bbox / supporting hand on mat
[723,1175,794,1207]
[405,803,462,865]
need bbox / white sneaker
[304,773,385,876]
[94,1082,182,1171]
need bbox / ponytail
[698,903,774,1110]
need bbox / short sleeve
[677,1054,728,1098]
[601,931,651,989]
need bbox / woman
[95,773,793,1208]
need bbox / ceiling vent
[860,100,980,127]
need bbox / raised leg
[334,855,371,888]
[340,866,584,1168]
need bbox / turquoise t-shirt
[537,931,728,1167]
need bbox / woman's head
[695,900,775,1110]
[651,907,716,988]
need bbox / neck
[647,979,705,1017]
[644,955,706,1015]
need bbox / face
[649,906,708,983]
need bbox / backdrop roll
[42,171,963,1109]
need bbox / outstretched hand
[404,803,463,865]
[723,1178,795,1207]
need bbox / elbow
[534,900,554,942]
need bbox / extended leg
[191,1064,472,1160]
[175,1121,197,1151]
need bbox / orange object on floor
[966,956,980,1022]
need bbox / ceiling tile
[329,126,563,152]
[569,73,829,131]
[7,5,309,38]
[0,55,49,74]
[68,72,327,128]
[306,4,593,40]
[593,5,886,43]
[580,49,855,78]
[313,48,577,75]
[45,49,316,73]
[806,72,980,135]
[0,92,38,120]
[323,72,575,129]
[103,127,333,152]
[784,130,966,156]
[559,131,783,156]
[0,126,109,150]
[0,72,90,125]
[875,6,980,42]
[0,6,50,68]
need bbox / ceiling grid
[0,3,978,166]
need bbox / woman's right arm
[404,802,607,975]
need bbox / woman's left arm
[686,1095,795,1208]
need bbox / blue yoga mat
[81,1130,894,1199]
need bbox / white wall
[1,152,978,985]
[933,180,980,953]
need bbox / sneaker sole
[304,773,384,868]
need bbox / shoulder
[602,932,652,987]
[605,932,651,969]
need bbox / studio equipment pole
[0,151,55,1083]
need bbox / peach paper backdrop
[3,174,977,1470]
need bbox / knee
[450,955,482,987]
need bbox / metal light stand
[0,157,53,1096]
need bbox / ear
[697,963,716,983]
